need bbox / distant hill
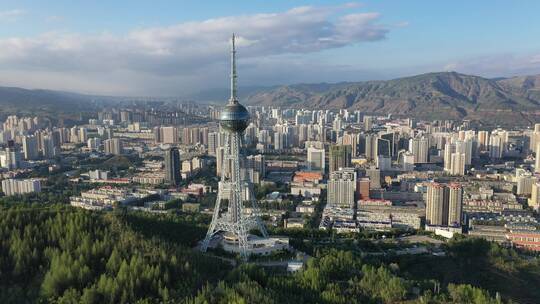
[3,71,540,125]
[0,86,97,111]
[185,85,275,103]
[243,72,540,125]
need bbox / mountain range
[1,71,540,125]
[243,72,540,125]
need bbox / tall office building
[376,155,391,170]
[307,146,325,172]
[164,147,181,186]
[426,183,463,227]
[377,137,392,158]
[379,132,397,158]
[329,144,352,173]
[327,167,357,208]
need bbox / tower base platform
[204,232,290,256]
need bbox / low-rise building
[284,217,306,228]
[132,172,165,185]
[507,229,540,251]
[296,203,316,214]
[70,187,142,210]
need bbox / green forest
[0,203,535,303]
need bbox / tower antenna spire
[230,33,238,104]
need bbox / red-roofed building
[293,171,323,184]
[507,230,540,252]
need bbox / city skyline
[0,1,540,96]
[3,2,540,303]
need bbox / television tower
[201,34,268,260]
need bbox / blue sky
[0,1,539,96]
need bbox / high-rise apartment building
[87,137,101,151]
[364,134,377,160]
[455,139,473,165]
[364,116,373,131]
[426,183,463,227]
[340,133,358,157]
[535,143,540,174]
[161,126,179,144]
[477,131,489,152]
[0,147,21,170]
[208,132,218,156]
[426,183,447,226]
[327,167,357,208]
[447,183,463,226]
[41,135,57,159]
[529,123,540,152]
[22,135,39,160]
[104,138,122,155]
[450,152,466,175]
[409,137,429,163]
[517,173,535,196]
[216,146,232,179]
[530,182,540,210]
[489,129,508,159]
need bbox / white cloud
[0,4,390,95]
[45,15,64,23]
[442,53,540,78]
[0,9,25,22]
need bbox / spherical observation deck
[220,101,250,133]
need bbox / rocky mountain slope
[244,72,540,123]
